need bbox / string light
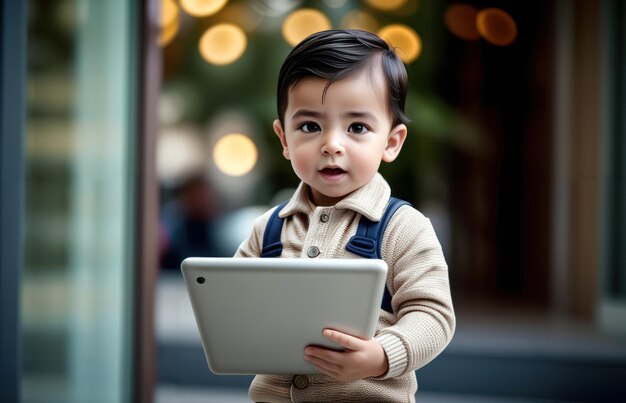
[161,0,179,28]
[476,8,517,46]
[199,23,247,65]
[180,0,229,17]
[213,133,258,177]
[159,17,180,47]
[365,0,407,12]
[444,3,480,41]
[282,8,332,47]
[378,24,422,63]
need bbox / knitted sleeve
[374,205,456,379]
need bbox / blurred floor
[156,385,249,403]
[155,384,566,403]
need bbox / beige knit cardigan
[234,173,456,402]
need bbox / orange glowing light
[378,24,422,63]
[365,0,407,12]
[282,9,332,47]
[180,0,229,17]
[199,23,247,65]
[476,8,517,46]
[161,0,179,28]
[213,133,258,176]
[159,16,180,47]
[340,10,379,33]
[444,3,480,41]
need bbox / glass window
[23,1,138,401]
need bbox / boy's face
[273,67,407,206]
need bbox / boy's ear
[273,119,290,160]
[382,124,407,163]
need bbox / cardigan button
[293,375,309,389]
[320,213,330,222]
[307,246,320,258]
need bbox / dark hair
[276,29,410,127]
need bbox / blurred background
[2,0,625,402]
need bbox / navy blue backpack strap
[346,197,411,313]
[375,197,410,258]
[260,200,289,258]
[346,197,409,259]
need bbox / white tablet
[181,257,387,375]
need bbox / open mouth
[320,167,346,176]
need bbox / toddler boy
[235,29,455,402]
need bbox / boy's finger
[309,362,339,380]
[305,346,344,364]
[304,353,341,372]
[322,329,364,350]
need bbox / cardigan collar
[278,173,391,222]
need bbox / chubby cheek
[289,151,313,178]
[353,153,382,178]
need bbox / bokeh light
[281,8,332,47]
[365,0,407,12]
[217,2,263,33]
[159,17,180,47]
[199,23,247,65]
[213,133,258,177]
[476,8,517,46]
[157,128,206,185]
[160,0,179,28]
[340,10,379,33]
[378,24,422,63]
[180,0,229,17]
[444,3,480,41]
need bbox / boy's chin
[307,189,347,206]
[309,187,360,206]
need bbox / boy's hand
[303,329,389,382]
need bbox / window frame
[0,0,26,401]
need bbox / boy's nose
[321,131,345,155]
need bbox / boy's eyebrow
[291,109,378,121]
[343,111,378,121]
[291,109,324,119]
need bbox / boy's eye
[299,122,321,133]
[349,123,368,134]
